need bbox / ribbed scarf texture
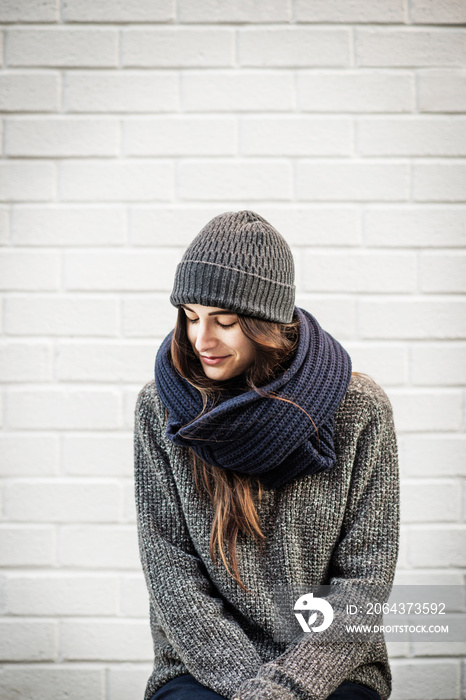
[154,307,352,490]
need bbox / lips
[200,355,230,366]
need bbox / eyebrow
[181,305,237,317]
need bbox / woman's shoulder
[336,372,394,431]
[136,378,158,404]
[345,372,392,406]
[134,379,167,430]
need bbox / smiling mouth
[200,355,230,365]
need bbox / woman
[134,211,400,700]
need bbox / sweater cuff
[233,677,297,700]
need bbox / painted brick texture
[1,2,465,699]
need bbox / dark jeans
[150,674,382,700]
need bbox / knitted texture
[170,210,296,323]
[134,374,400,700]
[154,307,352,489]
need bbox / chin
[203,364,244,382]
[204,368,233,381]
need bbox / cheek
[186,323,196,347]
[237,336,255,363]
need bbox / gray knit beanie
[170,210,296,324]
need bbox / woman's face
[182,304,256,381]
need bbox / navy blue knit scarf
[154,307,352,490]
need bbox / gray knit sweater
[134,374,400,700]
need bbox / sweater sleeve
[233,390,400,700]
[134,383,264,699]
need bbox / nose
[194,320,217,354]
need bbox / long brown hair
[170,307,360,593]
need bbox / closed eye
[185,317,237,329]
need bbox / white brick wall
[0,2,464,699]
